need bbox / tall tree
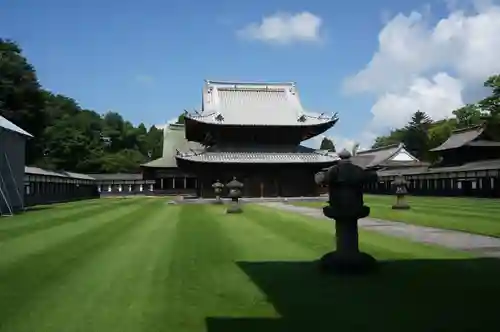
[403,110,432,160]
[479,74,500,140]
[319,137,336,151]
[0,39,46,164]
[176,113,186,124]
[452,104,482,129]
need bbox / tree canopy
[319,137,336,151]
[0,39,164,173]
[371,74,500,162]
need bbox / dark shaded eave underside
[184,117,338,143]
[184,114,338,127]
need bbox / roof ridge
[357,143,402,154]
[451,124,484,134]
[0,114,33,137]
[206,80,296,86]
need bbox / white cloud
[371,73,465,129]
[344,1,500,137]
[237,12,323,44]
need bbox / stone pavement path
[259,202,500,258]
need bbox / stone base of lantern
[213,197,224,205]
[319,251,378,275]
[392,195,410,210]
[226,205,242,213]
[320,206,377,275]
[392,204,410,210]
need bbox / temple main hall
[142,80,339,197]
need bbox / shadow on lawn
[206,258,500,332]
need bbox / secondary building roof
[429,125,485,152]
[377,158,500,177]
[0,115,33,137]
[87,173,143,181]
[25,166,94,180]
[185,80,338,126]
[351,143,422,169]
[142,123,203,168]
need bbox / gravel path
[259,202,500,258]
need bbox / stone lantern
[391,174,410,210]
[314,149,379,274]
[212,179,224,204]
[226,176,243,213]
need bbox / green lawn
[0,198,499,331]
[293,194,500,238]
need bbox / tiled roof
[87,173,143,180]
[25,166,95,180]
[377,158,500,177]
[142,123,203,168]
[429,125,484,151]
[186,80,338,126]
[0,115,33,137]
[465,140,500,147]
[176,151,339,164]
[351,143,410,168]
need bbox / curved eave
[184,116,338,143]
[185,113,337,127]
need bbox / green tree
[372,128,407,148]
[176,113,186,124]
[479,74,500,140]
[0,39,46,164]
[452,104,482,129]
[146,126,163,160]
[402,110,432,160]
[319,137,335,151]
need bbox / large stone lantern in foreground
[315,149,379,274]
[226,176,243,214]
[212,180,224,204]
[391,174,410,210]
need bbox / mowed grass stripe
[367,200,500,219]
[248,205,473,260]
[0,200,156,267]
[155,205,276,331]
[0,198,112,231]
[0,198,162,331]
[0,198,134,240]
[294,196,500,237]
[2,201,178,332]
[367,194,500,208]
[242,205,333,254]
[365,196,500,237]
[202,205,492,332]
[215,205,331,262]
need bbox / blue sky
[1,0,499,149]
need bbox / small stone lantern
[212,180,224,204]
[392,174,410,210]
[226,176,243,213]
